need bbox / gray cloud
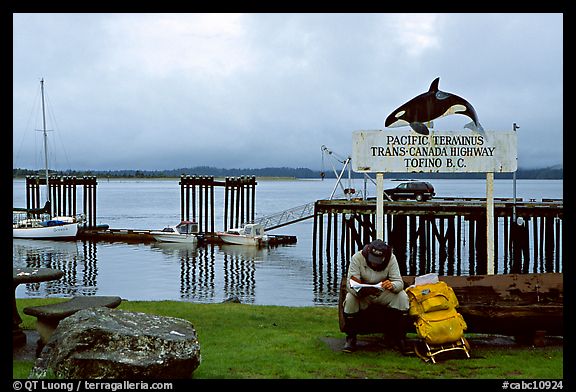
[13,13,563,171]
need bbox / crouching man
[342,239,411,353]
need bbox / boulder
[29,307,201,379]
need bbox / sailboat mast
[40,78,50,205]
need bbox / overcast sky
[13,13,563,171]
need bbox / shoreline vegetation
[13,165,563,180]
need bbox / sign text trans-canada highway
[352,130,517,173]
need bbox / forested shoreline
[13,165,563,180]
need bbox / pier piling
[179,175,217,233]
[313,198,562,277]
[24,175,97,226]
[179,175,257,233]
[224,176,256,231]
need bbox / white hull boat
[13,214,79,240]
[217,223,269,246]
[151,220,200,244]
[13,79,80,240]
[13,222,78,239]
[151,232,198,244]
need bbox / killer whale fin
[428,77,440,93]
[410,122,430,135]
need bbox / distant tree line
[12,165,563,180]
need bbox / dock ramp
[253,192,357,231]
[253,201,315,231]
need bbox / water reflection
[80,241,99,295]
[312,252,344,306]
[150,242,199,259]
[220,244,259,304]
[149,242,214,301]
[182,246,215,303]
[148,242,260,303]
[13,239,98,297]
[13,238,357,306]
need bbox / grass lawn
[13,298,564,380]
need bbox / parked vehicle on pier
[384,181,435,201]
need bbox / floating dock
[77,227,297,246]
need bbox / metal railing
[253,191,365,231]
[253,202,316,231]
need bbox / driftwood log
[338,273,563,343]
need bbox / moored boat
[13,211,79,240]
[217,223,269,246]
[13,79,80,240]
[150,220,201,243]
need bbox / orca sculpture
[385,77,484,135]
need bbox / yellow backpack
[406,281,459,316]
[406,281,467,345]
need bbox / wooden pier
[179,175,257,233]
[21,174,295,245]
[313,196,563,276]
[23,176,98,226]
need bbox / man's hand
[381,280,394,291]
[357,286,381,297]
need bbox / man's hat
[366,239,391,265]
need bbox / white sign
[352,130,517,173]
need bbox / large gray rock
[29,307,201,379]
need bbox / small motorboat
[150,220,201,243]
[217,223,269,246]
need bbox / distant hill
[13,165,563,180]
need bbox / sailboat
[13,79,80,240]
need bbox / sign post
[352,129,517,274]
[486,171,495,274]
[376,173,384,240]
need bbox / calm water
[13,177,563,306]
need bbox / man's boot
[396,311,415,355]
[387,309,413,355]
[342,312,358,353]
[343,334,357,353]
